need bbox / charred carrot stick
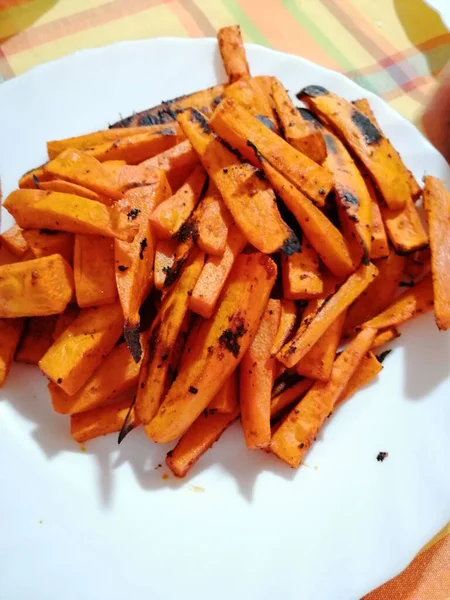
[296,310,347,381]
[146,252,277,443]
[136,250,204,426]
[380,195,428,255]
[150,165,207,239]
[50,341,141,415]
[195,180,231,256]
[189,222,246,318]
[240,300,281,449]
[162,233,196,290]
[270,300,298,356]
[44,149,123,200]
[271,81,327,164]
[177,108,298,255]
[363,274,434,330]
[74,235,117,308]
[154,239,176,290]
[323,129,372,264]
[15,316,57,365]
[281,239,323,300]
[423,176,450,330]
[0,224,29,257]
[71,396,139,443]
[38,179,108,203]
[21,229,74,264]
[209,97,333,206]
[299,86,410,211]
[338,351,382,404]
[279,262,378,368]
[370,327,400,350]
[352,98,421,201]
[218,25,250,83]
[139,139,199,192]
[208,370,238,414]
[4,190,136,241]
[270,378,313,421]
[366,176,390,260]
[271,327,377,467]
[0,318,26,387]
[166,406,240,478]
[19,165,53,189]
[262,162,354,278]
[115,172,172,361]
[223,77,278,132]
[343,250,405,337]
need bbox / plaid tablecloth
[1,0,449,597]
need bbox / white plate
[1,38,450,600]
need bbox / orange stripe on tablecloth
[236,0,340,71]
[171,0,216,38]
[364,533,450,600]
[1,0,170,54]
[0,0,33,9]
[382,74,434,103]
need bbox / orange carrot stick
[240,299,281,449]
[0,224,29,257]
[38,179,108,203]
[279,262,378,367]
[19,165,53,189]
[0,318,26,387]
[52,305,79,340]
[139,139,199,191]
[338,351,382,404]
[367,177,390,259]
[380,196,428,255]
[270,378,313,420]
[208,370,239,414]
[423,175,450,330]
[71,396,139,443]
[15,316,57,364]
[404,248,431,282]
[154,239,176,290]
[21,229,74,264]
[270,300,298,356]
[195,181,231,256]
[223,77,278,131]
[271,327,377,467]
[370,327,400,350]
[74,235,117,308]
[281,239,323,300]
[217,25,250,83]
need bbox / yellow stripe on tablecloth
[31,0,114,26]
[5,5,187,77]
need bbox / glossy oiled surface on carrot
[140,139,199,191]
[0,254,74,318]
[208,370,238,413]
[146,253,277,443]
[423,176,450,330]
[38,179,108,204]
[50,341,141,415]
[218,25,250,84]
[74,235,117,308]
[39,302,124,396]
[223,77,277,128]
[0,318,25,387]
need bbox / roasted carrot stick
[343,250,405,336]
[150,165,207,239]
[281,239,323,300]
[271,327,377,467]
[38,179,109,203]
[189,222,246,318]
[154,239,176,290]
[299,86,409,211]
[380,196,428,255]
[0,318,25,387]
[279,262,378,367]
[44,149,123,200]
[423,176,450,330]
[223,77,278,131]
[262,162,354,278]
[136,250,204,426]
[74,235,117,308]
[218,25,250,83]
[323,130,372,263]
[0,254,74,318]
[370,327,400,350]
[19,165,53,189]
[71,396,139,444]
[404,248,431,281]
[240,299,281,449]
[21,229,74,264]
[177,108,298,255]
[146,252,277,443]
[4,190,136,242]
[50,341,141,415]
[166,406,240,478]
[271,81,327,163]
[52,305,80,340]
[0,224,29,257]
[296,310,347,381]
[352,98,421,201]
[39,302,124,396]
[139,139,199,191]
[366,177,390,259]
[195,180,231,256]
[208,370,239,414]
[209,97,333,205]
[162,233,196,290]
[363,274,434,330]
[270,300,298,356]
[15,316,57,364]
[338,351,382,404]
[47,124,184,158]
[115,172,172,360]
[270,378,313,421]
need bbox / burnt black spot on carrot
[255,115,277,131]
[297,85,328,99]
[111,114,135,128]
[351,110,382,145]
[118,396,137,444]
[159,128,176,136]
[189,108,211,133]
[219,317,247,358]
[136,111,174,126]
[287,344,297,355]
[212,96,223,107]
[176,219,199,243]
[246,139,264,163]
[189,386,198,394]
[39,229,58,235]
[343,192,359,206]
[223,168,228,174]
[324,133,337,154]
[280,232,301,256]
[163,256,187,287]
[254,169,266,180]
[219,138,245,161]
[361,240,370,266]
[57,378,62,384]
[139,238,148,260]
[127,208,141,220]
[399,280,415,288]
[376,349,392,364]
[124,322,142,363]
[33,174,39,188]
[161,352,168,362]
[117,265,128,272]
[297,107,322,128]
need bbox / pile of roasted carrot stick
[1,25,449,477]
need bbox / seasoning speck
[127,208,141,220]
[189,386,198,394]
[162,473,169,480]
[80,445,87,452]
[117,265,128,272]
[139,237,148,260]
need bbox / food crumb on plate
[79,445,86,452]
[376,451,389,462]
[162,473,169,480]
[190,485,205,493]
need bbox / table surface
[1,1,449,598]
